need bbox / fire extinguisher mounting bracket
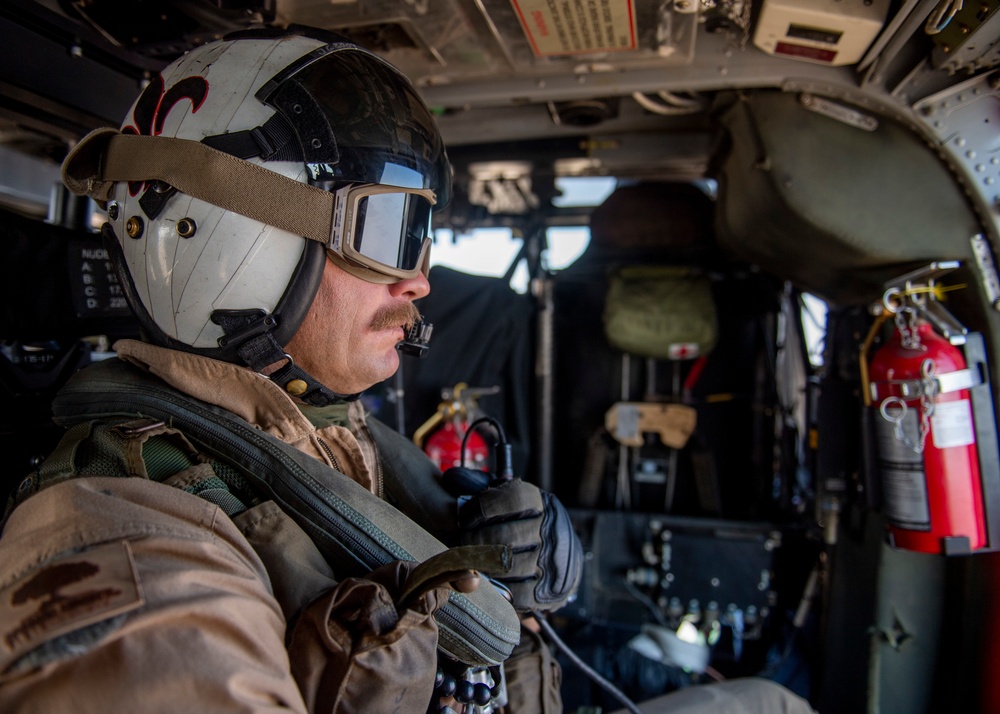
[881,261,968,345]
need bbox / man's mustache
[370,301,421,331]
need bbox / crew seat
[550,182,781,519]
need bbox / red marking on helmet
[121,74,209,195]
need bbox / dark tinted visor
[259,43,451,207]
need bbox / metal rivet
[126,216,144,239]
[176,218,197,238]
[286,379,308,395]
[311,138,322,149]
[17,474,35,495]
[107,203,120,221]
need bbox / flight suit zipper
[318,430,382,498]
[373,439,383,500]
[316,436,343,474]
[355,419,384,500]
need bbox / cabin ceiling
[1,0,999,217]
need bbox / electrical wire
[531,611,645,714]
[623,580,669,627]
[463,415,513,479]
[657,90,706,108]
[631,91,706,116]
[925,0,962,34]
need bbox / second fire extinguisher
[413,383,500,473]
[424,421,489,472]
[868,307,987,554]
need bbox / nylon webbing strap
[201,114,299,161]
[62,128,335,244]
[36,421,93,481]
[141,436,199,481]
[397,544,512,610]
[211,310,360,405]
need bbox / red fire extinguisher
[424,421,489,472]
[868,313,986,553]
[413,383,497,473]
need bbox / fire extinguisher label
[930,398,975,449]
[875,410,931,529]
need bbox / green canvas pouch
[603,266,717,360]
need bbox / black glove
[458,479,583,612]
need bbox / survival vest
[6,357,520,667]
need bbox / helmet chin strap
[212,309,361,405]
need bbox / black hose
[464,416,513,480]
[530,611,644,714]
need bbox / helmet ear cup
[110,34,331,354]
[102,223,189,355]
[270,239,327,348]
[103,221,326,362]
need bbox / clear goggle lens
[330,184,436,279]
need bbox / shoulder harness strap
[38,357,520,667]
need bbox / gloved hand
[287,546,502,714]
[458,479,583,612]
[287,559,450,714]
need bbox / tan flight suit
[0,340,817,714]
[0,339,434,713]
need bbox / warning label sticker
[931,399,975,449]
[875,410,931,529]
[881,463,931,529]
[511,0,638,56]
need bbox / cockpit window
[430,225,591,293]
[552,176,617,207]
[546,226,590,271]
[431,227,522,288]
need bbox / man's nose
[388,271,430,300]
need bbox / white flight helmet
[62,27,450,404]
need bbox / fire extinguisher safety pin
[879,397,909,424]
[879,398,926,453]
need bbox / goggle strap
[63,128,336,243]
[62,130,433,284]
